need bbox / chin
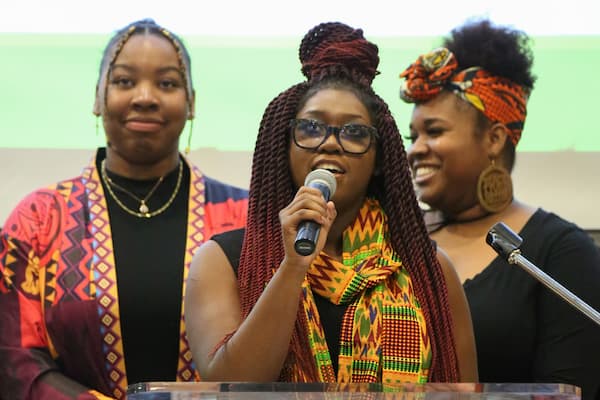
[112,145,162,166]
[415,188,433,203]
[416,192,440,211]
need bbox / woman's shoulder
[525,208,592,244]
[210,228,245,275]
[521,208,600,271]
[4,176,85,224]
[1,176,86,266]
[193,171,249,203]
[211,227,245,245]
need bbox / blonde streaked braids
[92,18,194,119]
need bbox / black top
[98,151,190,384]
[212,228,348,375]
[463,209,600,400]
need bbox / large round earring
[477,159,513,213]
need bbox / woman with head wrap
[399,18,600,398]
[185,21,477,383]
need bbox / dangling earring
[185,118,193,156]
[476,158,513,213]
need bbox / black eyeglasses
[290,118,378,155]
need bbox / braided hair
[92,18,194,116]
[238,22,459,382]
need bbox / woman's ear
[92,84,102,116]
[485,123,509,159]
[188,90,196,120]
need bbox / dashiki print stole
[83,156,209,398]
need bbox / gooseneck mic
[487,222,600,327]
[294,169,337,256]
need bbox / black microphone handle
[294,181,331,256]
[295,221,321,256]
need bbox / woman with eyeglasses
[184,22,477,383]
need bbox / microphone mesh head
[304,169,337,197]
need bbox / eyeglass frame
[289,118,379,155]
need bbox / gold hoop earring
[185,118,193,155]
[477,159,513,213]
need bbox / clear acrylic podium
[127,382,581,399]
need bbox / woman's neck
[104,151,181,180]
[440,199,534,235]
[446,203,493,225]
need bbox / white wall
[1,148,598,230]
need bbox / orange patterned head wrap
[399,47,529,146]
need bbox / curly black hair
[443,18,536,90]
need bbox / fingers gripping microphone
[294,169,337,256]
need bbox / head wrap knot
[399,47,529,146]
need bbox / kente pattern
[299,198,431,383]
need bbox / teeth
[414,166,437,178]
[315,164,343,173]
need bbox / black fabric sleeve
[211,228,245,277]
[531,217,600,400]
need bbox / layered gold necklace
[100,159,183,218]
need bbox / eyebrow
[303,110,368,121]
[409,117,447,131]
[424,117,446,126]
[111,64,182,75]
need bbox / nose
[132,82,159,110]
[406,133,429,165]
[317,127,344,153]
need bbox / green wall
[2,34,599,152]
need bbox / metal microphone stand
[486,222,600,327]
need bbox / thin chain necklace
[101,159,183,218]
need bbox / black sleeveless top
[211,228,348,375]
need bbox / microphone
[487,222,600,327]
[294,169,337,256]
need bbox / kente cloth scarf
[298,198,431,383]
[399,47,529,146]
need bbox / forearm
[203,260,307,381]
[36,370,114,400]
[0,347,111,400]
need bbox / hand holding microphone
[294,169,337,256]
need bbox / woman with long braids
[399,18,600,398]
[185,22,477,383]
[0,19,248,399]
